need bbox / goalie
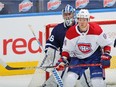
[41,4,92,87]
[56,9,112,87]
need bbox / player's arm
[45,25,61,56]
[56,36,75,71]
[45,26,60,51]
[97,30,112,68]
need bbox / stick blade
[5,65,25,70]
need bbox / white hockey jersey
[62,22,112,59]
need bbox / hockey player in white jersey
[56,9,112,87]
[41,5,92,87]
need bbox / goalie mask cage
[45,20,116,86]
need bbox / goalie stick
[28,24,43,51]
[28,25,63,87]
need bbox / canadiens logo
[19,0,33,12]
[78,43,92,54]
[75,0,89,9]
[103,0,116,7]
[47,0,61,10]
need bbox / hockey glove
[56,57,69,71]
[101,53,112,69]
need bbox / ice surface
[0,74,33,87]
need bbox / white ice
[0,74,33,87]
[0,69,116,87]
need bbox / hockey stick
[18,63,101,70]
[52,68,63,87]
[0,60,101,70]
[0,58,25,70]
[28,24,43,51]
[68,63,101,68]
[28,25,63,87]
[19,63,101,70]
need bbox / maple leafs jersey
[62,22,112,59]
[45,22,72,53]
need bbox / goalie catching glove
[56,57,69,71]
[101,53,112,69]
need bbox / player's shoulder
[54,23,64,28]
[51,23,64,32]
[53,23,65,30]
[88,22,103,35]
[66,24,80,39]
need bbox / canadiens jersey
[62,22,112,59]
[45,22,74,52]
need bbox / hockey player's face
[78,18,88,29]
[63,13,74,20]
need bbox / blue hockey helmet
[62,4,76,26]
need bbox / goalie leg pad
[42,74,57,87]
[91,77,106,87]
[42,47,60,67]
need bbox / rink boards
[0,11,116,76]
[0,61,38,76]
[0,56,115,76]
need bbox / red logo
[78,43,92,53]
[103,0,115,7]
[47,0,61,10]
[75,0,89,9]
[19,0,33,12]
[2,31,42,55]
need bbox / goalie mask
[62,4,76,27]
